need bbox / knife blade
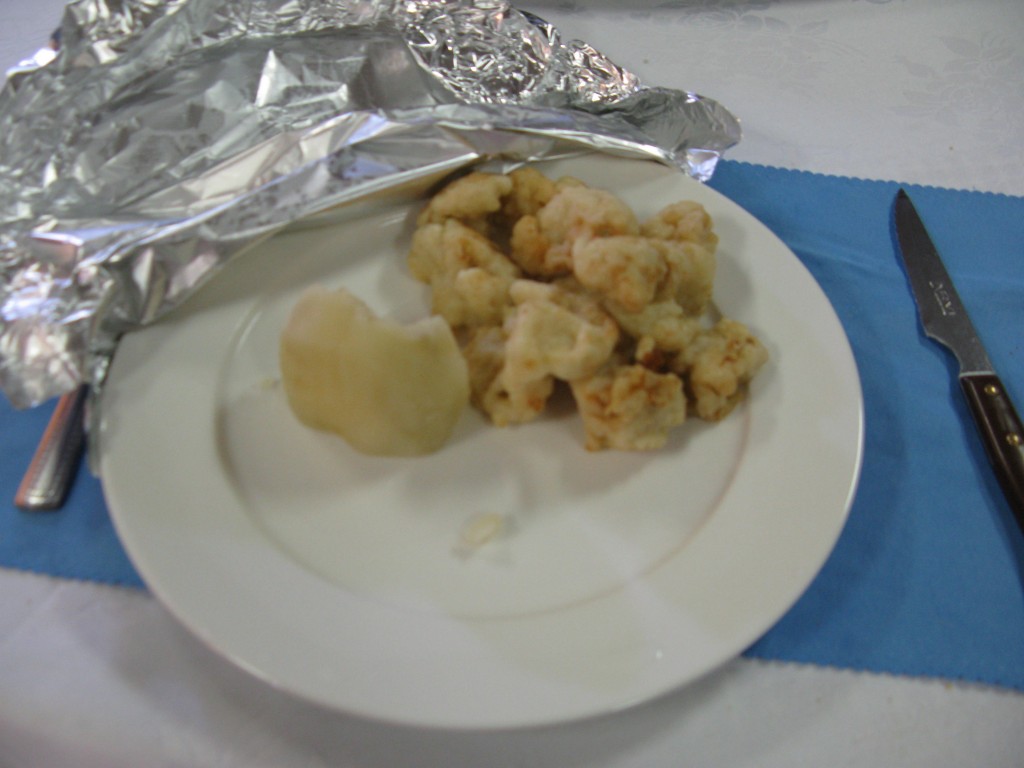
[893,188,1024,534]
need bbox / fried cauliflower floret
[462,280,620,427]
[500,168,589,221]
[684,319,769,421]
[416,171,514,235]
[651,239,716,316]
[461,324,550,427]
[509,185,640,277]
[408,220,520,328]
[571,235,668,313]
[641,200,719,252]
[605,298,703,355]
[506,280,620,381]
[570,364,687,451]
[571,231,716,322]
[502,166,558,221]
[508,216,555,276]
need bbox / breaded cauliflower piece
[604,298,703,355]
[570,364,687,451]
[684,319,769,421]
[506,279,620,381]
[508,216,555,276]
[417,171,514,235]
[461,324,550,427]
[462,280,620,427]
[501,168,588,221]
[571,235,668,313]
[651,239,716,316]
[510,185,640,277]
[571,235,715,317]
[501,166,558,222]
[408,220,520,328]
[641,200,719,252]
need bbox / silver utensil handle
[960,373,1024,537]
[15,385,88,511]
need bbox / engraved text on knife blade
[930,280,956,317]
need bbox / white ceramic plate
[99,154,863,729]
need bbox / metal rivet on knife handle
[959,373,1024,531]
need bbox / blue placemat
[0,397,142,587]
[2,160,1023,689]
[707,162,1024,691]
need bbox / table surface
[2,1,1023,766]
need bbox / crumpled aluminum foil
[0,0,740,411]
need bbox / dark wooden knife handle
[960,373,1024,537]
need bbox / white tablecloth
[2,2,1023,766]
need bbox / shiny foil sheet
[0,0,740,410]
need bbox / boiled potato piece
[280,286,470,456]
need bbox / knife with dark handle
[893,189,1024,535]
